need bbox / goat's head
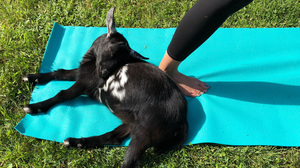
[94,7,148,78]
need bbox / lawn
[1,0,300,167]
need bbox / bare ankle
[159,52,181,76]
[159,51,209,97]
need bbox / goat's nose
[101,69,110,78]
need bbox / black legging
[167,0,253,61]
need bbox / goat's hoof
[22,76,29,82]
[23,106,31,113]
[63,139,71,148]
[64,138,84,149]
[23,74,38,84]
[23,105,40,114]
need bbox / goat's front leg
[23,69,78,85]
[24,81,86,114]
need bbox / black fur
[23,7,188,168]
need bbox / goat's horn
[106,7,117,37]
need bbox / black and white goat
[23,7,188,168]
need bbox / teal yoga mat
[15,22,300,146]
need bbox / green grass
[1,0,300,167]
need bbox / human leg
[159,0,253,97]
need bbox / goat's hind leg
[23,69,78,85]
[154,122,188,154]
[122,125,153,168]
[64,124,131,148]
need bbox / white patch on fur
[105,99,114,113]
[118,65,128,87]
[98,88,102,103]
[102,65,128,101]
[103,75,115,91]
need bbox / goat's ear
[106,7,117,37]
[130,49,149,60]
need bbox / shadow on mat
[185,97,206,144]
[206,81,300,105]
